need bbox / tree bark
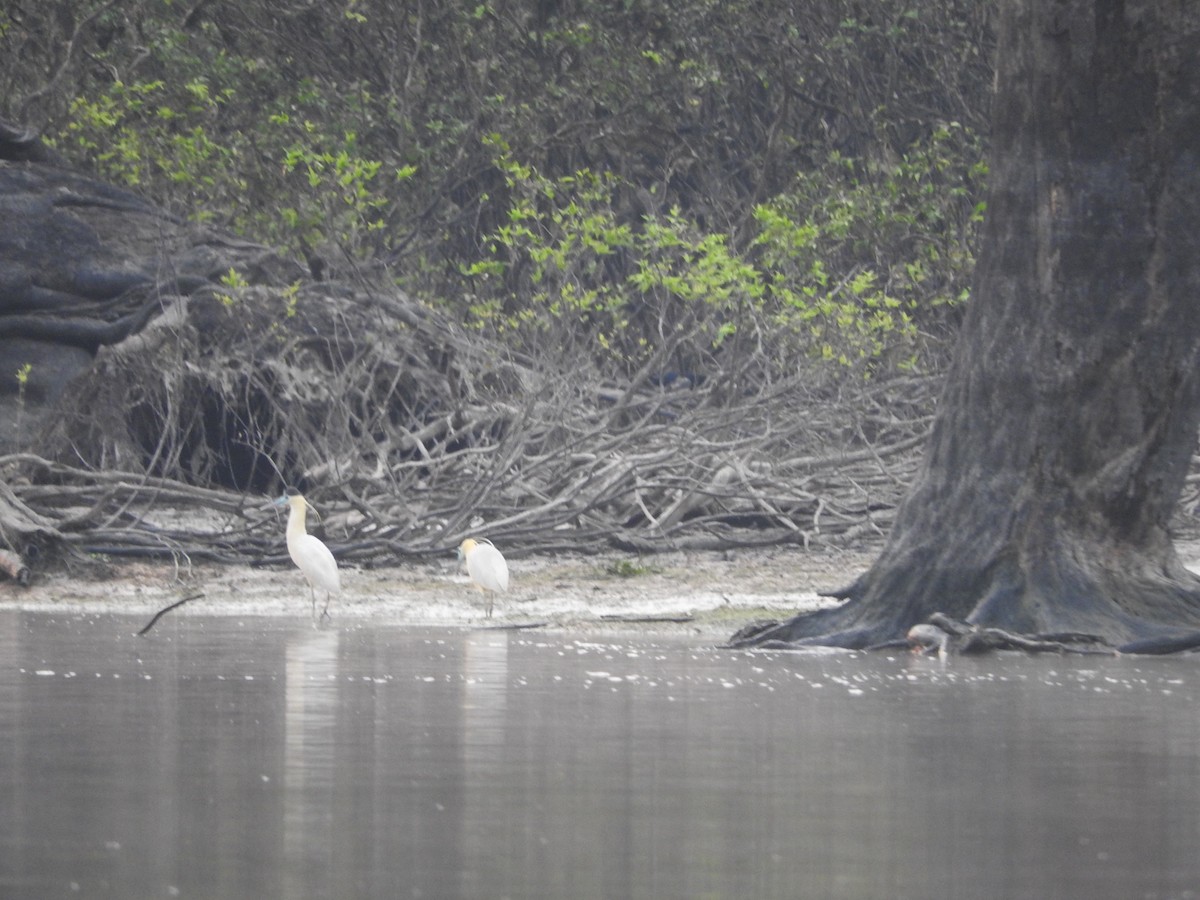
[734,0,1200,651]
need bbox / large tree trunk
[734,1,1200,651]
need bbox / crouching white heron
[457,538,509,618]
[270,488,340,620]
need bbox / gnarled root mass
[1,273,935,575]
[727,532,1200,655]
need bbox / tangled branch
[2,279,938,569]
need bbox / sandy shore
[0,543,881,638]
[11,539,1200,640]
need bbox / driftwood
[0,476,62,578]
[0,360,931,567]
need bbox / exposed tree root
[727,547,1200,655]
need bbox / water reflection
[461,632,510,898]
[283,628,339,899]
[1,611,1200,899]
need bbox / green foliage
[216,267,249,308]
[44,25,404,259]
[281,281,302,319]
[58,70,246,226]
[463,139,776,374]
[752,123,987,370]
[277,126,396,258]
[461,136,635,363]
[462,123,985,377]
[5,0,994,381]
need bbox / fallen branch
[136,592,206,636]
[4,282,942,566]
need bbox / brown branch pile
[2,278,939,568]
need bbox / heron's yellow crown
[459,538,478,555]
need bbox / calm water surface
[2,609,1200,900]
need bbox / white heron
[457,538,509,618]
[271,488,340,620]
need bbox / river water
[2,610,1199,900]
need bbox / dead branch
[4,279,940,568]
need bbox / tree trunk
[734,0,1200,651]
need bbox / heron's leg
[320,593,332,621]
[309,586,318,622]
[486,595,493,618]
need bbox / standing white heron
[457,538,509,618]
[271,488,340,620]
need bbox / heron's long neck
[286,502,308,542]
